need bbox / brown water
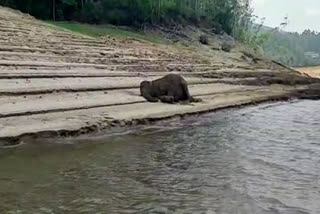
[1,100,320,214]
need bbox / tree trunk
[52,0,56,22]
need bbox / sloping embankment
[0,6,319,144]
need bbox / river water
[0,100,320,214]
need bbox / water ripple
[1,100,320,213]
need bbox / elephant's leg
[159,96,175,104]
[190,97,203,103]
[181,81,202,103]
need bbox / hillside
[258,26,320,67]
[0,6,319,145]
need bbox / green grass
[46,21,166,44]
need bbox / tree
[53,0,56,21]
[0,0,253,39]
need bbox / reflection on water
[1,100,320,214]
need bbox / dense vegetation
[261,29,320,67]
[0,0,251,36]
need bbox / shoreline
[0,6,320,145]
[1,85,319,147]
[296,66,320,78]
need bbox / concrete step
[0,42,125,54]
[0,69,207,78]
[0,60,164,70]
[0,84,260,118]
[0,45,146,59]
[0,87,290,140]
[0,37,112,48]
[0,24,84,38]
[0,51,174,65]
[0,76,224,95]
[0,60,216,72]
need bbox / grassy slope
[47,21,166,44]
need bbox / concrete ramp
[0,6,305,141]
